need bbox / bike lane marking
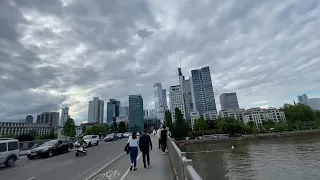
[86,153,129,180]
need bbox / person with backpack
[139,129,153,170]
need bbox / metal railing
[167,137,202,180]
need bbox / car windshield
[83,136,91,140]
[40,140,57,147]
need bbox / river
[180,135,320,180]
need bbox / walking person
[128,132,139,171]
[157,127,162,150]
[139,129,153,170]
[161,125,168,154]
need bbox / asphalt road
[0,139,129,180]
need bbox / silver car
[0,138,20,167]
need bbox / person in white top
[128,132,139,171]
[157,127,162,150]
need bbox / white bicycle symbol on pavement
[93,170,120,180]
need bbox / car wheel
[48,150,53,157]
[75,152,79,157]
[5,156,16,167]
[96,141,99,146]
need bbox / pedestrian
[161,125,168,154]
[157,127,162,150]
[153,129,156,138]
[139,129,152,170]
[128,131,139,171]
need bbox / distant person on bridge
[139,129,153,170]
[128,131,139,171]
[161,125,168,154]
[157,127,162,150]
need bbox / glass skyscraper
[219,92,240,110]
[129,95,144,133]
[107,99,121,124]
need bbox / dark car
[27,139,73,159]
[104,133,117,142]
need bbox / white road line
[84,152,126,180]
[119,138,156,180]
[26,177,35,180]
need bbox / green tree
[62,118,76,137]
[85,125,107,135]
[262,119,276,130]
[165,110,173,131]
[81,125,87,136]
[193,117,208,135]
[174,107,188,140]
[216,117,249,137]
[110,122,118,133]
[283,103,316,130]
[118,122,127,133]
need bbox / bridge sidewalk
[123,140,174,180]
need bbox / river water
[181,135,320,180]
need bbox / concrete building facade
[88,97,104,124]
[219,92,240,110]
[169,85,186,121]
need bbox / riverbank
[176,129,320,145]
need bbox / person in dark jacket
[160,125,168,154]
[139,129,152,170]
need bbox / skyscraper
[162,89,168,110]
[37,112,60,127]
[25,115,33,123]
[120,106,129,117]
[190,66,217,115]
[88,97,104,124]
[129,95,144,133]
[297,94,309,106]
[169,85,186,121]
[60,107,69,127]
[178,68,193,120]
[107,99,121,124]
[153,83,165,121]
[219,92,240,110]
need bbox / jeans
[158,139,162,149]
[130,146,138,167]
[162,140,167,152]
[142,150,150,168]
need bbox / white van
[0,138,20,167]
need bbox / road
[0,139,129,180]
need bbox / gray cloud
[0,0,320,124]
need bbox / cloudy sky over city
[1,0,320,124]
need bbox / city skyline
[1,1,320,125]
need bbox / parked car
[104,133,117,142]
[123,132,130,138]
[27,139,73,159]
[83,135,99,147]
[0,138,20,167]
[116,133,123,139]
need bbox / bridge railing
[167,137,202,180]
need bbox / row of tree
[164,104,320,139]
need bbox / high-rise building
[162,89,168,110]
[25,115,33,123]
[177,68,194,120]
[88,97,104,124]
[219,92,240,110]
[60,107,69,127]
[36,112,59,128]
[144,109,156,118]
[297,94,309,106]
[153,83,165,121]
[169,85,186,121]
[190,66,217,115]
[129,95,144,133]
[107,99,121,124]
[120,106,129,117]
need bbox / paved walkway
[123,140,174,180]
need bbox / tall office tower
[153,83,165,121]
[107,99,121,124]
[60,107,69,127]
[297,94,309,106]
[37,112,60,127]
[25,115,33,123]
[128,95,144,133]
[169,85,186,121]
[88,97,104,123]
[178,68,193,120]
[190,66,217,115]
[219,92,240,110]
[120,106,129,117]
[162,89,168,110]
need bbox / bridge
[1,137,202,180]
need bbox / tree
[193,117,208,135]
[110,122,118,133]
[16,134,34,142]
[283,103,316,130]
[62,118,76,137]
[216,117,250,137]
[118,122,127,133]
[165,110,173,131]
[174,107,188,140]
[81,125,87,136]
[262,119,276,130]
[86,125,107,135]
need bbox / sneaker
[144,168,146,170]
[134,167,137,171]
[162,152,165,155]
[130,166,133,171]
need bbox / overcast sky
[1,0,320,124]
